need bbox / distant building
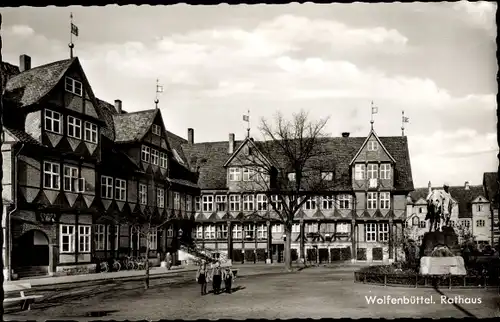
[483,172,499,245]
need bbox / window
[43,161,60,190]
[461,220,470,228]
[419,207,423,214]
[367,192,377,209]
[338,195,351,209]
[84,122,98,144]
[67,116,82,139]
[63,165,79,192]
[245,224,254,239]
[107,225,119,251]
[412,217,419,227]
[476,220,485,227]
[229,168,241,181]
[167,227,174,238]
[270,195,282,211]
[151,124,161,136]
[355,164,365,180]
[322,196,334,210]
[174,192,181,210]
[306,222,318,233]
[292,224,300,233]
[477,205,482,212]
[60,225,75,253]
[65,76,83,96]
[196,226,203,239]
[243,194,254,211]
[257,224,267,239]
[288,172,296,181]
[321,172,333,181]
[337,223,349,233]
[305,197,316,210]
[195,197,201,212]
[204,225,216,239]
[101,176,113,199]
[367,140,378,151]
[272,224,283,233]
[380,164,391,180]
[202,195,214,212]
[95,224,105,251]
[232,224,242,239]
[216,195,227,212]
[229,195,240,212]
[365,223,376,242]
[141,146,150,163]
[139,184,147,205]
[157,188,165,208]
[160,152,168,168]
[115,178,126,201]
[243,168,255,181]
[450,220,455,227]
[148,230,158,250]
[378,223,389,242]
[217,224,228,239]
[186,195,192,212]
[419,221,426,229]
[78,225,91,253]
[367,164,378,179]
[257,194,267,211]
[150,149,159,165]
[379,192,390,209]
[44,109,62,134]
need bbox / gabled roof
[113,109,158,143]
[483,172,499,209]
[223,137,273,168]
[349,129,396,165]
[4,127,44,146]
[5,58,75,107]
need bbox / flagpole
[246,109,250,138]
[370,101,375,130]
[69,13,74,59]
[401,110,405,136]
[155,79,160,109]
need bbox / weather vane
[243,110,250,138]
[69,12,79,59]
[155,79,163,109]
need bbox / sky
[1,2,498,188]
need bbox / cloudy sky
[1,2,497,188]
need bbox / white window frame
[338,194,351,209]
[150,149,159,166]
[292,224,300,233]
[419,221,426,229]
[141,146,150,163]
[78,225,91,253]
[367,164,378,179]
[107,225,119,251]
[67,116,82,139]
[229,195,240,212]
[232,224,242,239]
[63,165,79,192]
[305,197,316,210]
[367,192,377,210]
[157,188,165,208]
[60,225,75,253]
[355,164,365,180]
[160,152,168,168]
[288,172,296,181]
[139,184,147,205]
[196,226,203,239]
[270,195,282,211]
[378,223,389,242]
[245,224,255,239]
[202,195,214,212]
[101,176,113,199]
[65,76,83,96]
[306,222,318,233]
[151,124,161,136]
[216,195,227,212]
[257,194,267,211]
[217,224,228,239]
[186,195,192,212]
[43,161,60,190]
[205,225,216,239]
[84,121,98,144]
[379,192,390,209]
[243,194,254,211]
[367,140,378,151]
[461,220,471,228]
[477,204,482,212]
[322,196,334,210]
[115,178,126,201]
[148,230,158,250]
[271,224,283,233]
[476,219,485,227]
[195,196,201,212]
[257,224,267,239]
[229,167,241,181]
[380,164,391,180]
[243,168,254,181]
[365,223,376,242]
[337,222,349,233]
[95,224,105,251]
[44,109,62,134]
[321,172,333,181]
[174,192,181,210]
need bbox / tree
[234,110,330,272]
[391,224,420,268]
[0,12,5,317]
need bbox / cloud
[453,0,497,30]
[6,24,35,37]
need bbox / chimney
[114,99,122,114]
[19,54,31,72]
[465,181,470,190]
[188,128,194,145]
[341,132,350,138]
[228,133,235,154]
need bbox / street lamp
[178,228,183,239]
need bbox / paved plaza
[4,265,500,320]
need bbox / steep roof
[4,126,44,146]
[409,185,486,218]
[112,109,158,143]
[483,172,499,209]
[181,135,413,191]
[96,98,117,140]
[4,58,75,107]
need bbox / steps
[14,266,49,279]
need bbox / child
[223,267,234,294]
[211,261,222,295]
[196,261,208,295]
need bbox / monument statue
[425,182,453,232]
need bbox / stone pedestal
[420,256,466,275]
[420,226,460,258]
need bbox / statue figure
[425,182,454,232]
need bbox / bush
[372,248,383,261]
[357,248,367,260]
[341,247,352,260]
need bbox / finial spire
[155,79,163,109]
[69,12,79,59]
[370,101,378,130]
[401,110,409,136]
[243,110,250,138]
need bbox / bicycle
[100,261,109,273]
[122,255,135,270]
[111,258,121,272]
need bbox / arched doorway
[12,230,50,278]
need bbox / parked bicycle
[121,255,135,270]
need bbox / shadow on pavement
[432,285,476,318]
[84,310,120,317]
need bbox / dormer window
[243,168,255,181]
[65,77,83,96]
[152,124,161,136]
[321,172,333,181]
[380,164,391,180]
[367,141,378,151]
[354,164,365,180]
[67,116,82,139]
[229,168,241,181]
[367,164,378,179]
[288,172,296,181]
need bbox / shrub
[372,248,383,261]
[357,248,367,260]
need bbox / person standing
[223,267,234,294]
[211,261,222,295]
[196,260,208,295]
[166,252,172,270]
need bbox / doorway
[271,244,284,263]
[12,230,50,278]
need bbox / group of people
[196,260,234,295]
